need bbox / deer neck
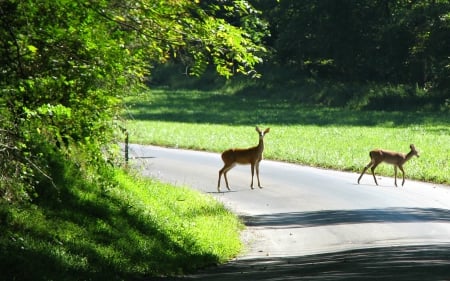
[404,150,415,162]
[257,138,264,152]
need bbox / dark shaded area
[146,207,450,280]
[241,207,450,229]
[253,1,450,95]
[175,244,450,281]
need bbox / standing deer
[217,127,270,192]
[357,144,420,187]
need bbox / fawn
[217,127,270,192]
[358,144,420,187]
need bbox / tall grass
[124,89,449,184]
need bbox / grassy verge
[124,89,449,185]
[0,157,242,280]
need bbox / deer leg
[370,163,379,186]
[394,166,398,187]
[256,161,262,188]
[358,161,372,184]
[250,163,255,189]
[218,165,228,190]
[223,172,230,190]
[218,164,233,192]
[223,165,234,191]
[371,167,378,185]
[399,165,406,186]
[217,168,224,191]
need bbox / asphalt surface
[128,144,450,280]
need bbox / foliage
[251,0,450,99]
[0,0,266,202]
[0,151,242,280]
[124,89,450,185]
[150,63,446,110]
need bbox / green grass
[124,89,450,185]
[0,157,242,280]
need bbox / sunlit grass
[124,89,449,184]
[114,170,243,262]
[0,163,243,280]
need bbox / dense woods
[254,0,450,91]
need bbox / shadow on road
[151,244,450,280]
[147,207,450,280]
[241,207,450,229]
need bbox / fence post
[124,130,129,165]
[119,126,129,166]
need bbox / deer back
[370,149,406,165]
[222,146,261,164]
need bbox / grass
[0,155,243,280]
[124,89,450,185]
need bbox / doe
[358,144,420,187]
[217,126,270,192]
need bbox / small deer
[358,144,420,187]
[217,126,270,192]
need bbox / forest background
[154,0,450,110]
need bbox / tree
[252,0,450,91]
[0,0,266,202]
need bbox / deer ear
[410,144,415,150]
[264,128,270,133]
[255,126,261,132]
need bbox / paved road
[128,144,450,280]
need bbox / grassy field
[0,157,242,280]
[124,89,449,185]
